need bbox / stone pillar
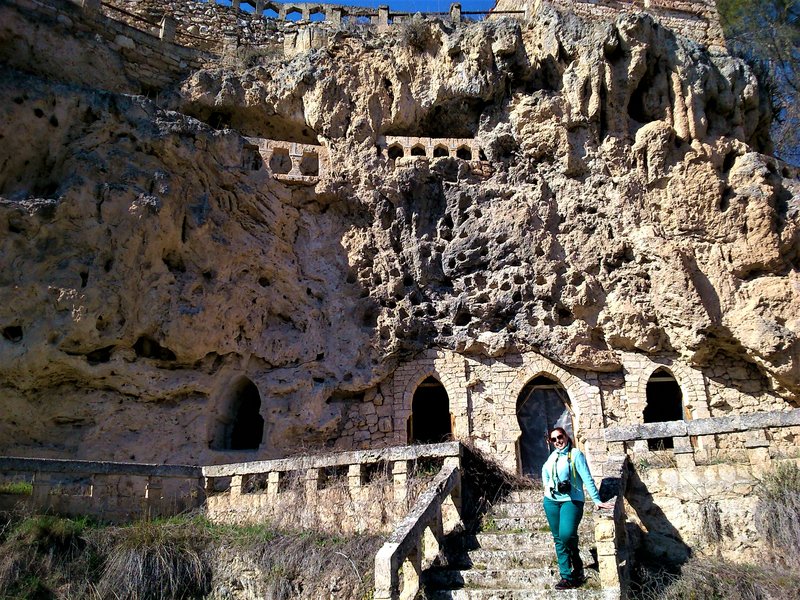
[232,0,241,10]
[348,464,363,493]
[392,460,409,504]
[266,471,280,501]
[400,545,422,600]
[745,430,771,466]
[288,143,303,178]
[594,516,620,590]
[255,0,264,13]
[328,7,342,24]
[304,468,319,502]
[378,5,390,30]
[302,7,311,20]
[160,16,176,42]
[31,472,52,509]
[82,0,100,11]
[450,3,461,23]
[673,436,696,468]
[422,516,442,564]
[230,474,244,497]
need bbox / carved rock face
[0,3,797,462]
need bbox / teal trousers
[543,496,584,582]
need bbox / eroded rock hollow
[0,0,797,464]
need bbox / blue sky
[206,0,498,17]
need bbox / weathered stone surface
[0,0,797,464]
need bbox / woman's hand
[596,499,615,510]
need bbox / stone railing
[381,135,492,177]
[594,455,634,599]
[203,441,462,533]
[243,137,329,185]
[0,456,203,521]
[604,408,800,467]
[373,457,462,600]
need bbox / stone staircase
[422,488,607,599]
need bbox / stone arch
[410,144,427,157]
[408,376,452,443]
[456,145,472,160]
[209,376,265,451]
[309,5,325,21]
[387,144,404,160]
[433,144,449,157]
[633,360,708,420]
[394,351,466,443]
[643,367,685,450]
[262,2,280,18]
[299,151,319,176]
[284,5,303,21]
[498,359,597,474]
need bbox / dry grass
[754,461,800,569]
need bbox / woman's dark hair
[547,426,573,448]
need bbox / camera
[554,480,571,495]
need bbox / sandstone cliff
[0,1,797,462]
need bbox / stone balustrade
[383,135,484,162]
[243,137,328,185]
[593,456,633,597]
[0,457,203,521]
[604,408,800,467]
[373,458,462,600]
[203,441,461,533]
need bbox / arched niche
[516,375,573,478]
[433,145,448,157]
[387,144,404,160]
[410,144,427,157]
[456,146,473,160]
[210,377,265,451]
[643,368,684,450]
[407,376,452,444]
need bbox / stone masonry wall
[337,347,798,479]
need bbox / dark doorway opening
[643,369,684,450]
[408,376,452,444]
[516,375,573,478]
[211,379,265,451]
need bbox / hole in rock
[134,336,177,360]
[2,326,23,342]
[387,144,404,160]
[269,148,292,174]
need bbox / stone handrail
[373,458,462,600]
[383,135,484,162]
[0,456,204,520]
[604,408,800,468]
[604,408,800,441]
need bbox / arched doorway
[408,376,452,444]
[516,375,574,478]
[210,378,265,451]
[643,368,684,450]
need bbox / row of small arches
[385,144,485,161]
[204,0,377,23]
[209,369,685,461]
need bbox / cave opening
[407,376,452,444]
[643,368,684,450]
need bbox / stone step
[506,488,544,504]
[466,547,597,570]
[473,532,552,551]
[490,501,545,519]
[425,588,612,600]
[423,567,557,590]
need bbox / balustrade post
[745,430,770,465]
[31,472,52,509]
[302,7,311,20]
[230,474,244,497]
[400,545,422,600]
[594,515,621,590]
[160,16,176,42]
[348,464,363,494]
[232,0,241,10]
[267,471,280,500]
[673,436,695,468]
[255,0,264,13]
[378,5,390,30]
[328,7,342,24]
[145,477,163,517]
[392,460,409,504]
[304,468,320,503]
[288,143,303,178]
[450,3,461,23]
[422,512,443,565]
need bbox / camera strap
[552,449,577,484]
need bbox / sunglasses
[550,434,565,442]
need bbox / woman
[541,427,614,590]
